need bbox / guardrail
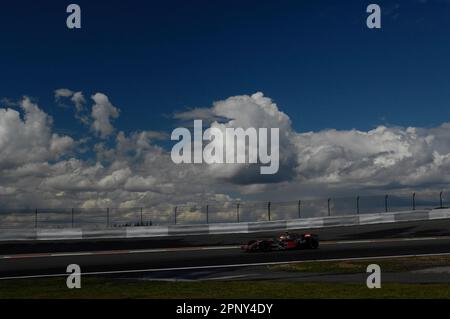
[1,208,449,242]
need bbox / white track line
[323,236,448,245]
[0,245,239,260]
[3,252,450,281]
[202,274,252,281]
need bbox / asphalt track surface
[2,218,450,279]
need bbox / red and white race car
[241,232,319,252]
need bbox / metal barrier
[2,209,450,242]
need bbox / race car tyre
[310,239,319,249]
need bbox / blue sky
[2,0,450,137]
[3,0,450,209]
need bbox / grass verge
[269,255,450,274]
[1,277,450,298]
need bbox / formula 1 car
[241,232,319,252]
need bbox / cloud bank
[1,90,450,210]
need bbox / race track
[2,236,450,279]
[3,218,450,279]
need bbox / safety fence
[0,190,448,229]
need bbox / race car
[241,232,319,252]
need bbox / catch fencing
[0,191,448,229]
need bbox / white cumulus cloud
[90,93,120,138]
[1,90,450,212]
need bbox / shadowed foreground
[1,277,450,299]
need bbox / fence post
[440,191,443,208]
[327,198,331,217]
[298,200,301,218]
[412,193,416,211]
[268,201,271,221]
[106,207,110,227]
[35,208,38,228]
[174,206,177,225]
[385,194,388,212]
[237,203,240,223]
[71,208,74,228]
[356,196,360,215]
[140,207,143,225]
